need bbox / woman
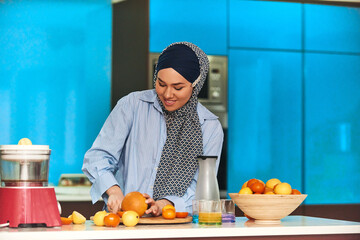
[82,42,223,216]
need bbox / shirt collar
[139,90,218,124]
[139,89,163,113]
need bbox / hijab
[152,42,209,200]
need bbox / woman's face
[155,68,193,112]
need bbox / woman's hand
[143,193,173,216]
[106,185,124,213]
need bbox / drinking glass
[198,200,222,225]
[192,199,199,223]
[221,199,235,223]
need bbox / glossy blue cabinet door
[229,0,302,50]
[305,5,360,54]
[149,0,227,55]
[227,49,302,193]
[305,53,360,204]
[0,1,112,185]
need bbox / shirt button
[155,167,158,171]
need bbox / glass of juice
[198,200,222,225]
[221,199,236,223]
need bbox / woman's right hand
[106,185,124,213]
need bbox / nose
[164,87,173,99]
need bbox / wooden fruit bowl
[229,193,307,224]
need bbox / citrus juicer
[0,144,61,227]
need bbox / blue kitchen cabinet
[229,0,302,50]
[227,49,303,194]
[149,0,227,55]
[305,4,360,54]
[305,53,360,204]
[0,1,112,185]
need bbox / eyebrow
[158,77,186,86]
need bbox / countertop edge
[1,216,360,240]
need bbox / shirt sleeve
[82,95,134,204]
[163,120,224,213]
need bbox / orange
[60,217,72,225]
[291,189,301,195]
[264,187,273,194]
[104,213,121,227]
[246,179,259,188]
[117,211,125,218]
[274,182,292,195]
[175,212,188,218]
[244,213,254,220]
[162,209,176,219]
[121,192,148,217]
[249,181,265,194]
[162,204,175,212]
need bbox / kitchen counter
[54,186,93,202]
[1,216,359,240]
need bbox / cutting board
[122,216,192,225]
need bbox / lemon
[93,210,108,226]
[72,211,86,224]
[241,181,248,189]
[274,182,292,195]
[239,187,253,194]
[265,191,275,195]
[122,211,139,227]
[18,138,32,145]
[265,178,281,189]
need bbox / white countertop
[54,186,96,202]
[1,216,359,240]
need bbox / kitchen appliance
[0,144,61,227]
[195,156,220,201]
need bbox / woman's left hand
[143,193,173,216]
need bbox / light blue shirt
[82,89,223,213]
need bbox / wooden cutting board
[121,216,192,225]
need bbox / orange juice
[199,212,222,225]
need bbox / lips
[164,99,176,106]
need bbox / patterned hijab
[152,42,209,200]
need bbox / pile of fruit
[60,191,189,228]
[160,204,189,219]
[239,178,301,195]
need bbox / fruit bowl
[229,193,307,224]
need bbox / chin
[165,106,178,112]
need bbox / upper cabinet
[305,4,360,54]
[229,0,302,50]
[227,49,303,195]
[149,0,227,55]
[304,53,360,204]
